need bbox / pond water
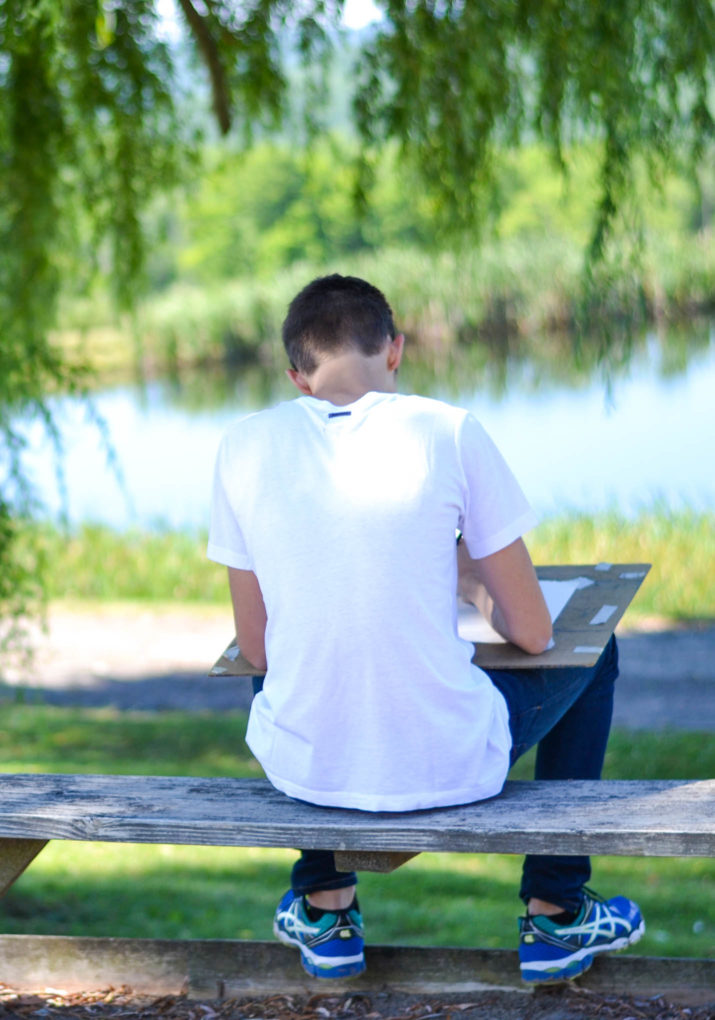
[18,321,715,530]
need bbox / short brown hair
[282,274,397,375]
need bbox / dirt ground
[4,605,714,731]
[1,984,713,1020]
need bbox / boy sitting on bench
[207,274,643,984]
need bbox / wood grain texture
[333,850,419,873]
[0,775,711,857]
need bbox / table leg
[333,850,419,873]
[0,839,49,897]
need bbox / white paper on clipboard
[457,576,593,644]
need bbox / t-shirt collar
[298,391,392,420]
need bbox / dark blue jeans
[254,635,619,910]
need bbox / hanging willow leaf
[0,0,712,657]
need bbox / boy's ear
[286,368,313,395]
[387,333,405,372]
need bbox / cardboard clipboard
[209,562,650,677]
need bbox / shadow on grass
[0,671,254,714]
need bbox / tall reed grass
[527,507,714,620]
[57,233,714,378]
[32,508,714,620]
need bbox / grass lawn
[0,705,712,958]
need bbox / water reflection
[137,316,714,415]
[17,317,715,530]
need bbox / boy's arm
[228,567,268,671]
[457,538,552,655]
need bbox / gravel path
[2,606,713,729]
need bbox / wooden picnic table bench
[1,773,713,900]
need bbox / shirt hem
[463,508,538,560]
[259,767,511,813]
[206,541,253,570]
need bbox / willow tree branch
[175,0,232,134]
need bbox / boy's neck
[310,377,385,406]
[295,345,401,407]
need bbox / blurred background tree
[1,0,713,654]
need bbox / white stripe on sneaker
[554,899,632,946]
[522,917,645,973]
[521,944,595,972]
[300,943,365,968]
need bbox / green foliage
[357,0,715,249]
[30,507,714,622]
[2,0,713,315]
[528,508,715,621]
[171,137,435,283]
[117,141,713,374]
[147,138,710,289]
[0,3,73,656]
[0,0,179,657]
[99,233,713,374]
[35,522,230,603]
[1,0,713,668]
[0,510,46,665]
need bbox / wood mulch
[0,987,712,1020]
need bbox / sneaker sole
[521,951,595,985]
[274,921,366,979]
[521,918,645,984]
[302,957,367,979]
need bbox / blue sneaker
[273,889,366,979]
[519,888,645,984]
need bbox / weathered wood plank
[333,850,419,873]
[0,935,712,1003]
[0,838,48,897]
[0,775,712,857]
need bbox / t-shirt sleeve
[206,435,254,570]
[456,412,538,559]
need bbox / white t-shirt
[208,391,537,811]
